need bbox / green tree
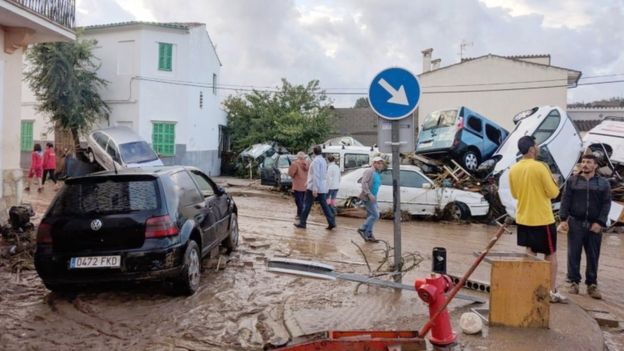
[25,37,110,152]
[354,97,370,108]
[224,79,334,154]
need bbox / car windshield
[278,155,294,168]
[50,179,160,215]
[119,141,159,164]
[422,109,458,131]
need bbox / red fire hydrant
[415,274,457,346]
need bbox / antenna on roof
[458,40,473,61]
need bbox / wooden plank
[489,259,550,328]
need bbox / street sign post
[368,67,421,284]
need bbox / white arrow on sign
[378,78,409,106]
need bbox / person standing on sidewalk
[42,142,60,190]
[357,156,385,243]
[509,136,567,303]
[288,152,309,221]
[295,146,336,230]
[326,155,341,216]
[559,154,611,299]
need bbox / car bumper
[468,204,490,217]
[35,244,186,285]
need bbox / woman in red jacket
[42,142,59,190]
[25,143,43,192]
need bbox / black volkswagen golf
[35,166,239,295]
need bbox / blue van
[416,107,509,171]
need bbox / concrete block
[591,311,620,328]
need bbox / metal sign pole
[391,120,402,283]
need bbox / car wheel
[445,202,471,221]
[86,149,95,164]
[462,150,480,172]
[345,197,364,208]
[43,281,72,294]
[178,240,201,295]
[222,213,239,254]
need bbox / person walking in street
[25,143,44,192]
[42,142,60,190]
[509,136,567,303]
[357,156,385,243]
[294,146,336,230]
[288,151,309,221]
[559,154,611,299]
[326,155,341,216]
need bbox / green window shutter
[152,122,175,157]
[20,121,33,152]
[158,43,173,71]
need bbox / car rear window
[50,179,160,215]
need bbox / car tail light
[37,222,53,244]
[145,215,179,238]
[456,116,464,130]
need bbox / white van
[492,106,583,218]
[583,116,624,166]
[321,144,379,172]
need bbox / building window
[21,121,34,151]
[212,73,217,95]
[152,122,176,156]
[158,43,173,71]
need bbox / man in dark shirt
[559,154,611,299]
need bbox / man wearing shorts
[509,136,567,303]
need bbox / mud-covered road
[1,181,623,350]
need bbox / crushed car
[336,164,489,219]
[416,106,509,172]
[85,126,163,171]
[583,116,624,172]
[260,153,297,190]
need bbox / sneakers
[326,224,336,230]
[293,223,306,229]
[357,229,379,243]
[357,229,368,241]
[568,282,579,295]
[587,284,602,300]
[549,290,569,304]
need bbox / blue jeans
[360,199,379,235]
[299,190,336,227]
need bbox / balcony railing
[10,0,75,29]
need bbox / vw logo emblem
[90,219,103,231]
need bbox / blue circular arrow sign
[368,67,421,120]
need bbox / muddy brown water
[1,185,622,350]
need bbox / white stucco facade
[417,53,581,131]
[1,0,74,221]
[22,22,227,176]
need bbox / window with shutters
[152,122,176,157]
[20,121,34,151]
[158,43,173,71]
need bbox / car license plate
[70,255,121,269]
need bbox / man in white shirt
[294,146,336,230]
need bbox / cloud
[75,0,624,105]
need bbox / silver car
[86,126,163,170]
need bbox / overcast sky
[75,0,624,107]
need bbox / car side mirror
[216,186,226,196]
[422,183,433,189]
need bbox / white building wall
[418,56,569,131]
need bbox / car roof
[92,126,147,145]
[67,166,200,181]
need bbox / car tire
[462,150,480,172]
[86,149,95,164]
[177,240,201,295]
[43,281,72,294]
[222,212,239,254]
[445,202,471,221]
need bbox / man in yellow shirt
[509,136,567,303]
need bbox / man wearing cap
[509,136,567,303]
[357,156,385,242]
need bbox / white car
[492,106,583,218]
[86,126,163,171]
[336,165,489,219]
[583,116,624,166]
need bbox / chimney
[422,48,433,73]
[431,58,441,70]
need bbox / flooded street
[1,181,623,350]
